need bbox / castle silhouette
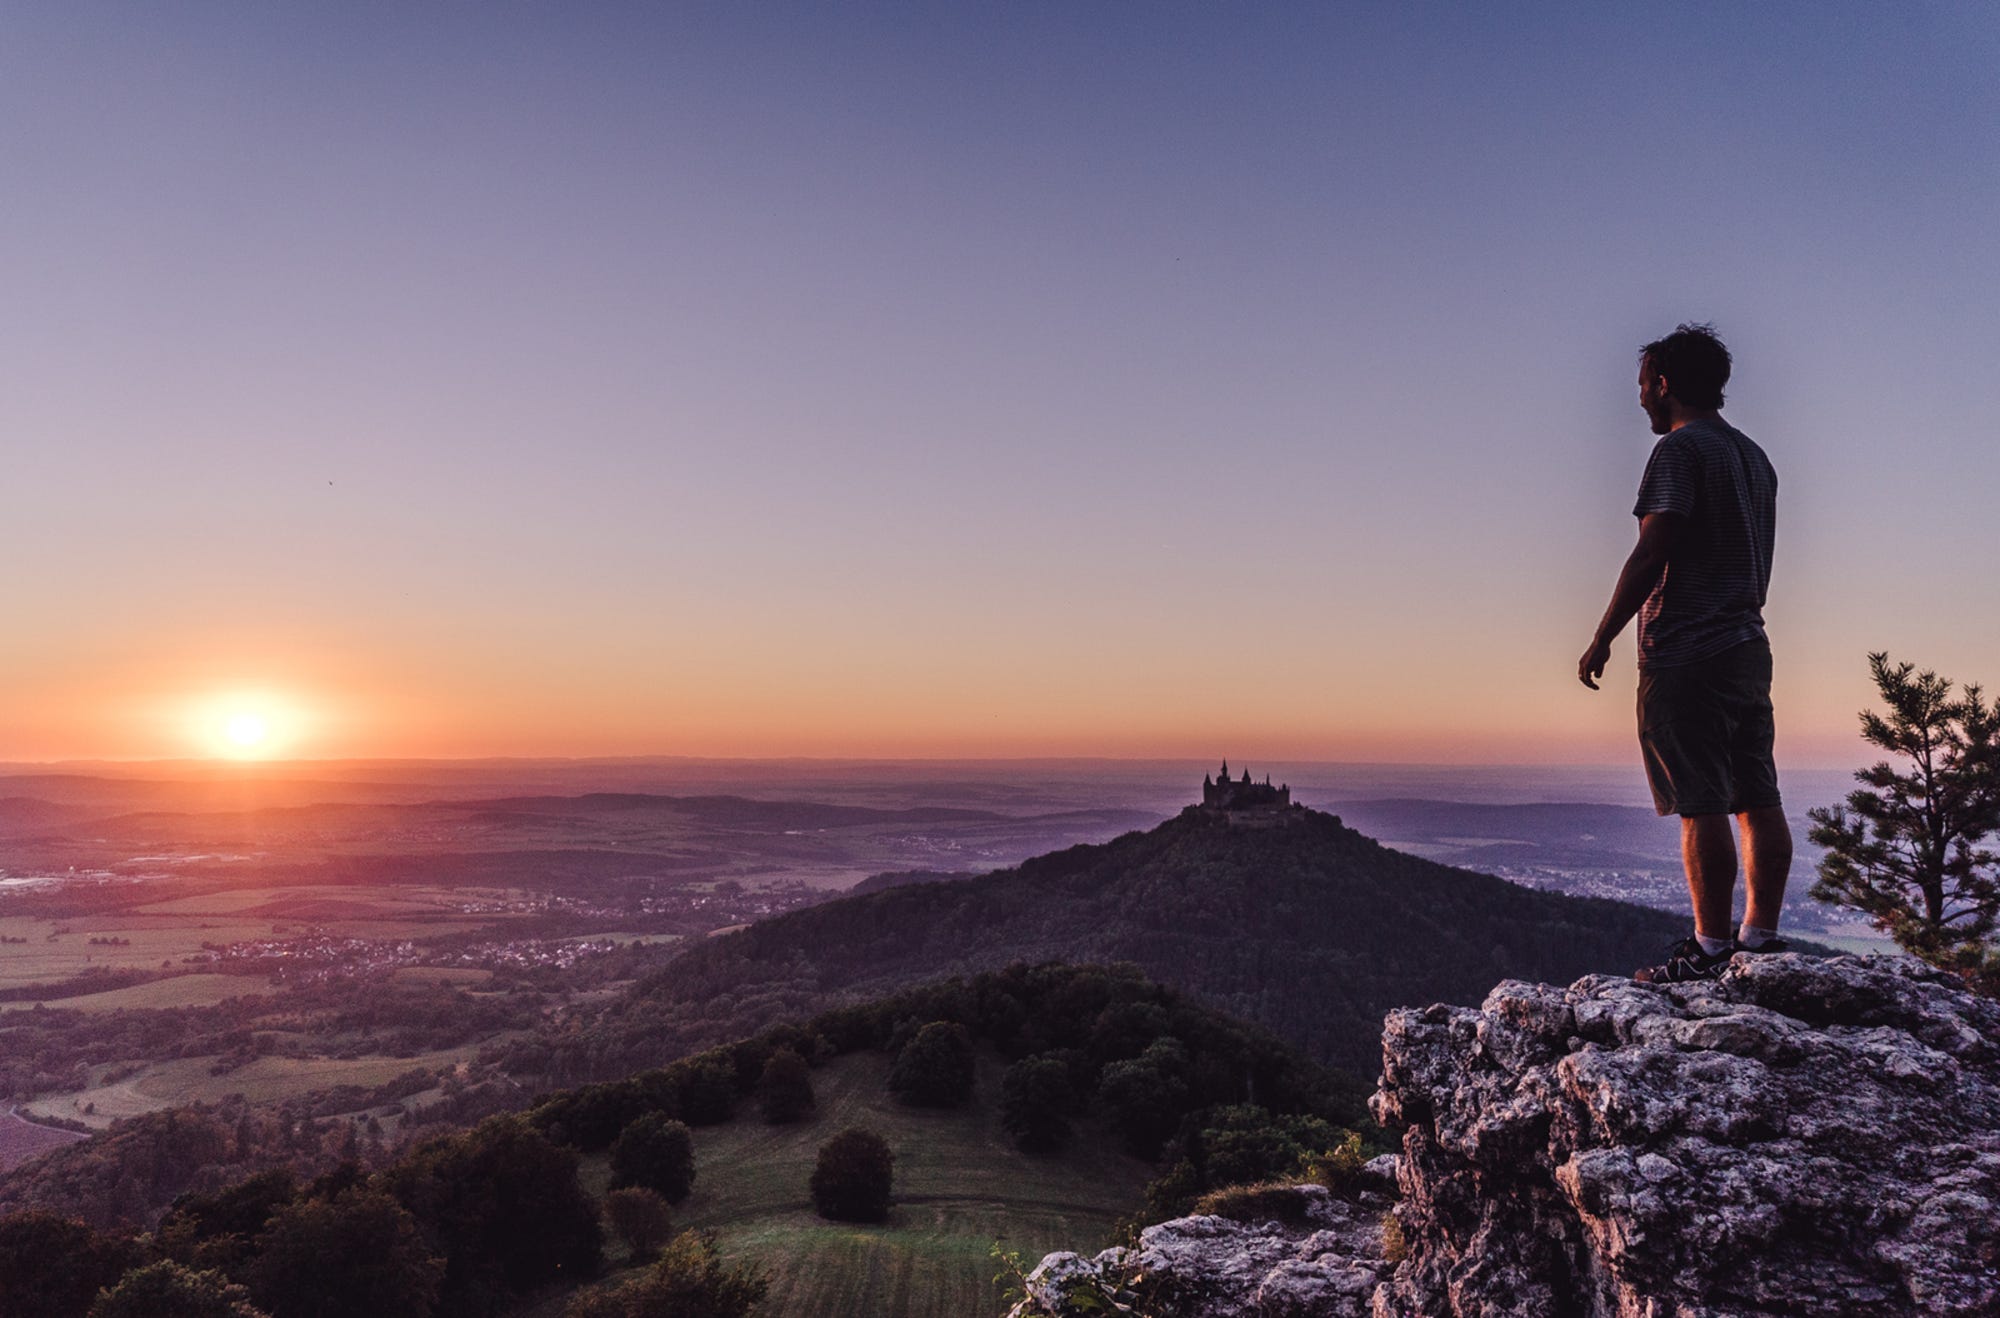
[1200,761,1292,812]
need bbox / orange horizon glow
[0,620,1915,772]
[0,675,1879,771]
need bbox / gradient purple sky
[3,3,1995,765]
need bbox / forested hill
[601,806,1688,1074]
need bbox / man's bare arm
[1579,512,1684,690]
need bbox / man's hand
[1579,512,1681,692]
[1578,636,1611,690]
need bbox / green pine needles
[1809,652,2000,977]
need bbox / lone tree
[888,1021,975,1108]
[809,1128,895,1223]
[609,1113,698,1203]
[602,1187,675,1262]
[1809,652,2000,971]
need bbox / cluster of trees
[1809,653,2000,988]
[0,1102,362,1230]
[0,1114,606,1318]
[528,962,1356,1160]
[527,961,1368,1233]
[2,962,1365,1316]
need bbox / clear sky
[3,2,1995,765]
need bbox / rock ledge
[1012,954,2000,1317]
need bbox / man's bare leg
[1681,814,1738,944]
[1738,805,1792,933]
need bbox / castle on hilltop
[1200,761,1294,814]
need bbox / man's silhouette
[1579,324,1793,983]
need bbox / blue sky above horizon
[3,3,1995,765]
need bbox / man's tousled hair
[1640,323,1731,410]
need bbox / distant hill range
[599,798,1689,1076]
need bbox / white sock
[1737,923,1780,949]
[1695,933,1732,957]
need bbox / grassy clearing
[0,914,276,990]
[23,1046,483,1129]
[0,972,270,1013]
[554,1050,1149,1318]
[0,1111,88,1172]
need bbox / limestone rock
[1374,953,2000,1317]
[1008,953,2000,1317]
[1005,1184,1390,1318]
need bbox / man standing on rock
[1578,323,1793,983]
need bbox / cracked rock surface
[1008,1184,1391,1318]
[1373,953,2000,1317]
[1008,954,2000,1316]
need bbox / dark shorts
[1637,638,1782,818]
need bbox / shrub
[561,1231,765,1318]
[602,1187,674,1261]
[888,1021,975,1108]
[809,1128,894,1223]
[1188,1181,1319,1226]
[609,1113,696,1203]
[88,1261,268,1318]
[1298,1130,1370,1198]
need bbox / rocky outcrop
[1011,954,2000,1317]
[1010,1181,1394,1318]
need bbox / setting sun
[181,690,315,760]
[224,712,270,750]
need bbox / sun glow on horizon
[188,691,313,760]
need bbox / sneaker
[1633,936,1735,984]
[1733,935,1790,954]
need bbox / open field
[549,1050,1151,1318]
[0,914,281,989]
[0,1110,88,1172]
[0,884,537,990]
[0,972,270,1013]
[23,1045,487,1129]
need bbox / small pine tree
[609,1113,697,1203]
[809,1128,894,1223]
[756,1048,815,1125]
[1809,652,2000,971]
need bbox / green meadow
[544,1050,1152,1318]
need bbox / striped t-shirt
[1632,418,1777,671]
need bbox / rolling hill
[582,804,1690,1076]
